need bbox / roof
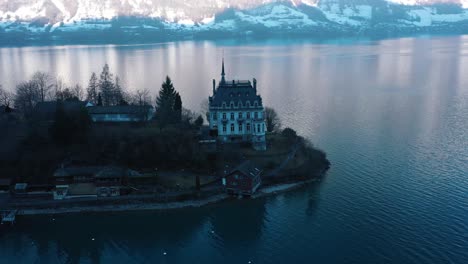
[228,160,262,178]
[87,105,153,115]
[209,79,263,108]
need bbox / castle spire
[221,58,226,83]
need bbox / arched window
[230,113,234,120]
[254,101,258,107]
[222,113,226,120]
[246,101,251,108]
[247,123,251,132]
[230,101,234,108]
[247,112,251,119]
[231,124,235,132]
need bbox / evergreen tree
[173,92,182,123]
[97,93,103,106]
[87,72,98,104]
[114,76,124,105]
[155,76,177,127]
[99,64,114,106]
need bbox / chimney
[212,79,216,94]
[253,78,257,89]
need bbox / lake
[0,36,467,264]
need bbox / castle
[208,60,267,151]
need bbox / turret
[221,58,226,84]
[253,78,257,90]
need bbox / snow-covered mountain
[1,0,468,45]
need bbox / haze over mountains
[1,0,468,44]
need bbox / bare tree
[0,85,14,107]
[14,81,41,115]
[265,107,281,133]
[32,71,55,102]
[72,84,84,101]
[134,89,151,106]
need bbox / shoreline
[15,179,319,216]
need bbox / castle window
[254,101,258,107]
[230,113,234,120]
[231,124,235,132]
[222,113,227,120]
[238,101,242,108]
[246,101,251,107]
[230,102,234,108]
[254,112,258,119]
[239,123,243,132]
[239,112,243,119]
[247,112,251,119]
[247,123,251,132]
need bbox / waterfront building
[208,60,267,151]
[223,160,262,195]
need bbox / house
[87,105,154,122]
[52,166,131,199]
[208,60,267,151]
[223,160,262,196]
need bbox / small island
[0,61,330,219]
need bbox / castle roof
[209,60,263,108]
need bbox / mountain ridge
[1,0,468,45]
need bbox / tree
[282,127,297,142]
[31,71,55,102]
[72,84,84,101]
[133,89,151,106]
[265,107,281,133]
[194,115,204,128]
[155,76,177,127]
[173,92,182,123]
[86,72,98,104]
[97,93,103,106]
[0,85,13,107]
[14,81,41,115]
[98,64,114,106]
[114,76,125,105]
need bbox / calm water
[1,37,468,264]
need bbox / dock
[1,210,18,225]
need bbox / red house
[224,161,262,196]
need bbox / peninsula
[0,61,330,218]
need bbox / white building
[208,60,267,151]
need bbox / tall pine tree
[155,76,177,127]
[87,72,98,104]
[173,92,182,123]
[99,64,114,106]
